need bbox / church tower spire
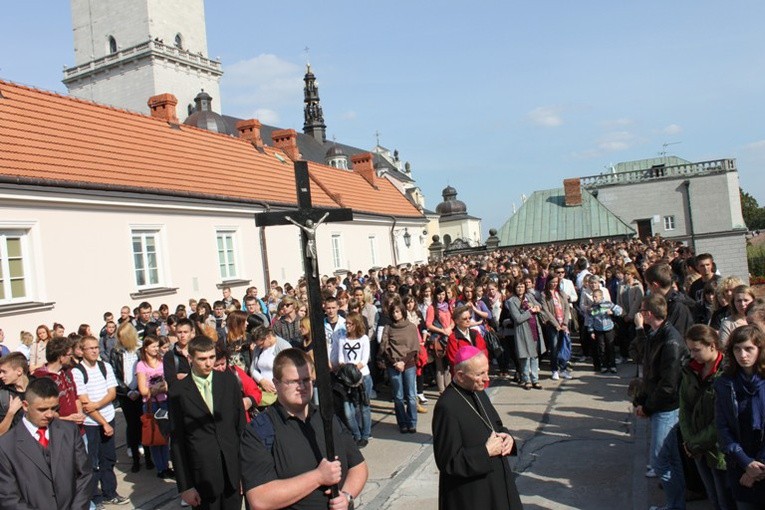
[302,64,326,143]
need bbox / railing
[580,158,736,188]
[63,40,222,79]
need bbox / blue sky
[2,1,764,232]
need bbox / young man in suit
[0,377,93,509]
[169,336,244,510]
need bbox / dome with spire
[325,143,349,170]
[435,185,468,216]
[183,90,233,135]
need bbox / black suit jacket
[0,418,92,509]
[168,370,245,498]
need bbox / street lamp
[403,228,411,248]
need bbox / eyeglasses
[277,377,313,388]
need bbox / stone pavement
[110,360,715,509]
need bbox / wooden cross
[254,160,352,498]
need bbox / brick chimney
[147,93,179,124]
[271,129,300,161]
[563,178,583,206]
[236,119,264,149]
[351,152,376,187]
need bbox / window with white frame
[331,233,343,269]
[131,230,163,287]
[368,235,378,266]
[0,230,29,303]
[216,230,238,280]
[663,215,676,231]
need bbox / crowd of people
[0,235,763,509]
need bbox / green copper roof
[497,187,635,246]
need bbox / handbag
[430,315,449,358]
[483,327,504,359]
[141,399,167,446]
[556,330,572,367]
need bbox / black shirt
[162,344,191,388]
[240,403,364,509]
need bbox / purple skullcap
[454,345,483,365]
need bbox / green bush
[747,244,765,278]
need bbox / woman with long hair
[508,280,546,390]
[714,325,765,508]
[29,324,51,372]
[333,311,372,446]
[380,301,420,434]
[541,275,572,381]
[426,286,454,393]
[111,322,151,472]
[680,325,735,510]
[136,335,172,478]
[404,295,429,410]
[719,285,756,347]
[225,310,251,371]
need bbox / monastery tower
[63,0,222,115]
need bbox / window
[174,33,183,50]
[132,230,163,288]
[368,235,378,266]
[663,215,676,231]
[216,231,238,280]
[0,231,28,303]
[108,36,118,55]
[331,233,343,269]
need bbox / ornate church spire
[303,64,327,143]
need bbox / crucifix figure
[285,212,329,277]
[254,160,353,500]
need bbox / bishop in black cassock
[432,346,523,510]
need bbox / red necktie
[37,427,49,448]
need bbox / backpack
[73,360,108,385]
[250,408,276,452]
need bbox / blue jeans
[649,408,679,472]
[388,366,417,430]
[519,356,539,383]
[544,325,560,372]
[654,423,685,509]
[693,457,736,510]
[144,400,170,473]
[343,374,372,441]
[84,420,118,500]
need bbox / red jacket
[446,328,489,387]
[231,365,262,422]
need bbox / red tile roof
[0,80,423,218]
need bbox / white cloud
[526,106,563,127]
[663,124,683,135]
[252,108,280,125]
[743,139,765,151]
[222,54,303,119]
[597,131,635,152]
[571,149,602,160]
[601,118,634,128]
[341,110,357,121]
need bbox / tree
[740,188,765,230]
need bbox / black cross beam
[254,160,352,500]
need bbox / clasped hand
[485,432,514,457]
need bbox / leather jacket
[634,321,687,415]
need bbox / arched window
[174,33,183,50]
[108,36,118,55]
